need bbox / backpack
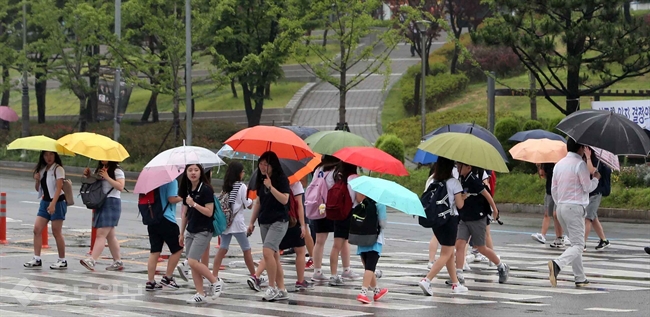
[418,181,453,229]
[52,164,74,206]
[218,191,235,228]
[138,188,170,225]
[79,176,112,210]
[212,194,228,237]
[304,170,330,220]
[348,198,380,246]
[287,188,300,227]
[325,174,353,221]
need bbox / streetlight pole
[416,20,430,139]
[21,1,30,138]
[113,0,121,141]
[185,0,192,145]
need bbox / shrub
[617,165,650,188]
[436,34,473,61]
[458,45,526,82]
[522,120,545,131]
[376,134,405,163]
[430,62,448,76]
[401,73,469,115]
[546,117,566,137]
[374,133,390,149]
[494,117,521,144]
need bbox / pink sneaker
[305,258,314,270]
[357,293,371,304]
[373,288,388,301]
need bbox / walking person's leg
[428,235,439,268]
[549,204,586,287]
[25,210,49,267]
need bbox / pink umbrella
[133,165,184,194]
[591,146,620,171]
[0,107,19,122]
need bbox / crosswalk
[0,238,649,316]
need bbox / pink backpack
[304,169,330,220]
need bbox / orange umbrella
[248,154,322,200]
[509,138,567,164]
[224,126,315,161]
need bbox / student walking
[80,161,126,271]
[532,163,566,247]
[24,151,68,269]
[145,180,183,291]
[584,150,612,251]
[549,139,600,288]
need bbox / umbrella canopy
[591,146,620,171]
[418,132,509,173]
[509,138,567,164]
[248,157,316,190]
[304,130,372,155]
[413,149,438,164]
[280,126,320,140]
[508,129,566,143]
[225,126,315,161]
[556,109,650,156]
[0,107,19,122]
[7,135,76,156]
[348,176,425,217]
[146,142,225,168]
[216,144,259,161]
[57,132,130,162]
[133,165,184,194]
[423,123,509,162]
[332,146,408,176]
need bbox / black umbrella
[248,158,309,189]
[508,129,566,143]
[423,123,509,162]
[556,110,650,156]
[280,126,320,140]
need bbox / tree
[0,0,18,130]
[481,0,650,115]
[290,0,401,128]
[444,0,491,74]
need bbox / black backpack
[79,176,112,210]
[348,198,380,246]
[138,188,170,225]
[419,181,453,229]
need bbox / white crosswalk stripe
[0,238,648,316]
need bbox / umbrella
[348,176,425,217]
[556,109,650,156]
[133,165,184,194]
[508,129,566,143]
[6,135,76,156]
[418,132,509,173]
[280,126,320,140]
[217,144,259,161]
[508,139,567,164]
[288,154,321,184]
[304,130,372,155]
[591,146,620,171]
[224,126,315,161]
[332,146,408,176]
[413,149,438,164]
[146,142,225,168]
[0,107,19,122]
[57,132,130,162]
[422,123,509,162]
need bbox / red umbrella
[332,146,409,176]
[224,125,315,161]
[0,107,19,122]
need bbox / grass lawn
[6,81,305,116]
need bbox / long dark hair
[316,154,340,172]
[428,163,437,177]
[433,157,454,182]
[94,161,120,180]
[334,162,357,181]
[255,151,285,192]
[223,161,244,193]
[34,151,63,174]
[178,164,213,198]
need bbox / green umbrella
[418,132,509,173]
[304,130,372,155]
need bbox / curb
[496,203,650,224]
[286,82,318,124]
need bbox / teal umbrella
[349,176,425,217]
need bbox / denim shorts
[37,199,67,221]
[220,232,251,251]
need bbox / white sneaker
[186,293,207,304]
[451,283,468,294]
[259,274,268,285]
[463,260,471,271]
[177,263,190,282]
[418,279,434,296]
[210,278,224,298]
[341,270,360,280]
[375,270,383,279]
[474,254,489,263]
[563,236,571,246]
[311,271,328,282]
[532,233,546,244]
[465,254,475,263]
[49,259,68,270]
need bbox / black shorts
[333,212,352,239]
[360,251,380,272]
[148,218,183,254]
[312,218,334,233]
[432,216,459,247]
[279,224,306,250]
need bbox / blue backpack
[212,195,227,237]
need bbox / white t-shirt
[445,178,463,216]
[223,181,252,234]
[348,174,359,207]
[38,164,65,199]
[290,181,305,196]
[102,168,125,199]
[313,166,336,189]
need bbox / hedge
[522,120,545,131]
[376,133,405,163]
[401,72,470,115]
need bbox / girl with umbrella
[24,151,69,270]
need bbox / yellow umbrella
[418,132,509,173]
[57,132,130,162]
[6,135,76,156]
[509,138,567,164]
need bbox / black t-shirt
[542,163,554,195]
[459,172,488,221]
[181,182,215,234]
[257,174,291,225]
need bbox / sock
[315,268,322,274]
[360,287,368,295]
[183,259,188,266]
[343,267,350,272]
[457,270,464,279]
[33,255,41,261]
[497,262,504,269]
[59,258,66,262]
[148,280,155,284]
[372,286,379,293]
[424,277,431,283]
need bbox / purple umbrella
[0,106,19,122]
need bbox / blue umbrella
[423,123,508,162]
[509,129,566,143]
[413,149,438,164]
[280,126,320,140]
[349,176,425,217]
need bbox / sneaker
[295,280,313,290]
[186,293,207,304]
[146,281,163,291]
[548,260,560,287]
[463,260,471,271]
[341,270,360,280]
[427,261,434,270]
[80,258,96,271]
[24,258,42,268]
[373,288,388,301]
[311,271,328,282]
[275,289,289,301]
[474,254,489,263]
[305,258,314,270]
[357,292,372,304]
[177,263,190,282]
[575,279,590,287]
[550,238,564,248]
[497,263,509,284]
[375,270,383,279]
[259,275,268,285]
[531,233,546,244]
[451,283,469,294]
[210,278,224,298]
[160,276,180,290]
[418,279,434,296]
[465,254,475,264]
[563,236,571,246]
[262,287,279,301]
[247,276,261,292]
[328,275,345,286]
[595,239,610,251]
[106,260,124,271]
[49,260,68,270]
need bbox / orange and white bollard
[0,192,7,245]
[42,223,50,249]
